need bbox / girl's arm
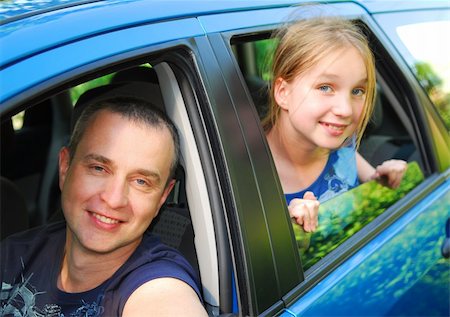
[356,152,376,183]
[356,152,407,188]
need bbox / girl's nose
[332,94,353,117]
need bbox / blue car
[1,0,449,316]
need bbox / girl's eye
[318,85,332,93]
[352,88,365,96]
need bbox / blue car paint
[0,0,304,69]
[282,178,450,316]
[198,2,365,34]
[0,18,204,104]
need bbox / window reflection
[296,162,425,271]
[396,21,450,129]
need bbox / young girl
[263,17,407,232]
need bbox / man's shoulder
[123,231,198,282]
[129,231,189,268]
[1,221,66,252]
[0,221,66,285]
[101,232,202,315]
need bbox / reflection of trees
[414,61,450,130]
[295,162,424,270]
[294,162,449,316]
[302,200,450,316]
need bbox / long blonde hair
[262,16,376,148]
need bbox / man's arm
[123,277,208,316]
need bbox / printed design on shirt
[319,147,357,202]
[0,260,104,317]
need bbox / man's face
[59,109,175,255]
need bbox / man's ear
[274,77,290,111]
[156,179,176,214]
[58,147,70,191]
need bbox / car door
[1,3,229,314]
[203,1,450,316]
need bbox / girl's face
[275,46,367,151]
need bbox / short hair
[262,16,376,148]
[68,96,180,182]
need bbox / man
[0,93,207,316]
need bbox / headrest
[112,66,159,84]
[71,81,164,132]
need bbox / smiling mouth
[92,212,120,225]
[320,122,347,132]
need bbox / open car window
[230,21,429,273]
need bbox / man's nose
[100,177,128,209]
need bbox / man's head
[68,96,180,181]
[59,96,179,255]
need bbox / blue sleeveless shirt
[285,142,359,205]
[0,221,202,316]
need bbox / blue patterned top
[285,141,359,205]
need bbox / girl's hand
[372,159,407,189]
[288,191,320,232]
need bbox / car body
[1,0,449,316]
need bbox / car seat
[1,176,29,240]
[0,118,16,179]
[359,86,416,167]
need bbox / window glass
[295,162,424,270]
[397,21,450,129]
[375,11,450,130]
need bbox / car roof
[1,0,447,69]
[357,0,449,13]
[0,0,308,68]
[0,0,305,22]
[1,0,446,21]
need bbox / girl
[263,17,407,232]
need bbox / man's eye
[135,179,149,187]
[92,165,105,172]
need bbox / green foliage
[254,39,278,81]
[413,61,450,130]
[295,162,425,270]
[69,74,114,105]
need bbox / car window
[231,22,427,273]
[295,161,424,270]
[374,10,450,130]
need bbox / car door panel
[283,173,449,316]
